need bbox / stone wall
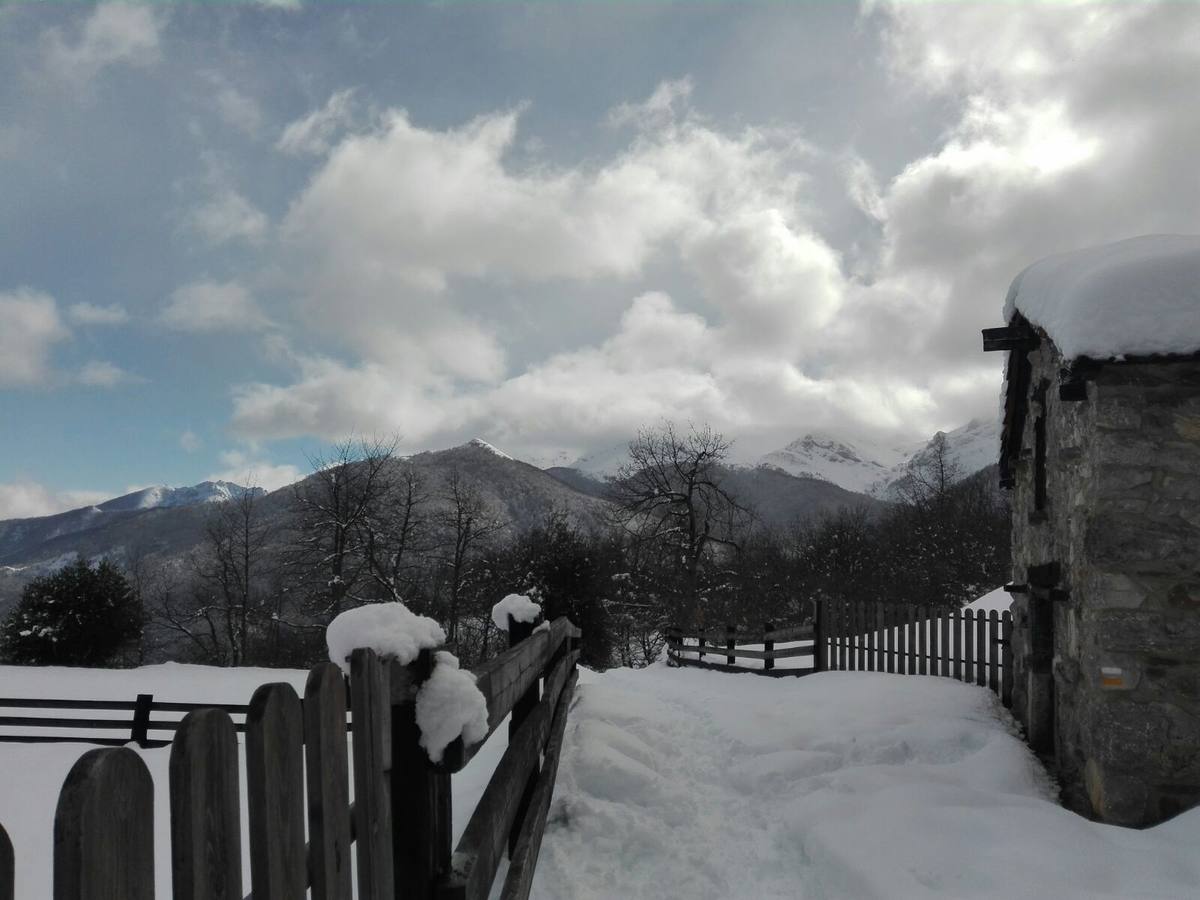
[1009,342,1200,826]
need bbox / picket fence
[0,615,581,900]
[667,598,1014,708]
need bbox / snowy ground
[532,665,1200,900]
[4,651,1200,899]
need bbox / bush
[1,558,142,666]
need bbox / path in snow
[531,665,1200,900]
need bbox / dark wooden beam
[982,325,1040,352]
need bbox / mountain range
[0,421,1000,612]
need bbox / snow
[491,593,543,631]
[1005,234,1200,361]
[326,601,445,673]
[415,651,490,764]
[531,664,1200,900]
[467,438,514,460]
[967,586,1013,614]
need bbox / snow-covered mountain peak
[465,438,514,460]
[99,481,263,513]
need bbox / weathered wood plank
[351,649,394,900]
[866,604,876,672]
[500,671,578,900]
[939,607,951,678]
[666,642,813,661]
[54,747,154,900]
[876,603,886,672]
[953,608,963,682]
[305,662,353,900]
[0,822,10,900]
[963,609,976,685]
[392,650,451,900]
[977,610,988,687]
[439,652,576,900]
[246,683,306,900]
[1001,611,1014,708]
[669,624,814,645]
[726,625,736,666]
[763,622,775,673]
[884,603,894,674]
[508,616,543,858]
[170,709,242,900]
[988,610,1000,693]
[917,605,928,676]
[814,601,827,672]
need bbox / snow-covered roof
[1004,234,1200,361]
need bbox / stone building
[985,235,1200,827]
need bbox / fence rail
[0,614,581,900]
[665,622,816,677]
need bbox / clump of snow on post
[415,651,489,763]
[325,602,445,673]
[1004,234,1200,360]
[491,593,541,632]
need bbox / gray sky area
[3,1,1199,515]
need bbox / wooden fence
[0,694,254,748]
[666,599,1014,708]
[0,615,581,900]
[665,622,815,677]
[818,598,1014,707]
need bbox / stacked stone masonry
[1009,340,1200,827]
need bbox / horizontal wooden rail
[666,642,814,661]
[668,624,814,644]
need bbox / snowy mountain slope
[98,481,264,513]
[760,419,1000,496]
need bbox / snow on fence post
[0,821,12,900]
[305,662,354,900]
[352,647,395,900]
[508,613,543,856]
[54,747,154,900]
[246,682,306,900]
[391,647,453,900]
[169,708,242,900]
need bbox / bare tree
[153,487,274,665]
[607,422,748,627]
[433,468,505,645]
[363,460,434,603]
[288,436,397,618]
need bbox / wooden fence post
[939,608,951,678]
[1001,611,1014,708]
[352,649,394,900]
[953,607,963,682]
[918,605,928,676]
[54,747,154,900]
[246,683,306,900]
[977,609,988,687]
[130,692,153,747]
[306,662,354,900]
[170,709,242,900]
[392,648,452,900]
[726,625,736,667]
[963,609,975,684]
[813,602,826,673]
[697,628,706,660]
[509,615,542,856]
[866,604,876,673]
[0,821,13,900]
[988,610,1000,693]
[763,622,775,672]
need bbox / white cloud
[277,88,358,156]
[179,429,201,453]
[209,449,301,492]
[0,289,69,387]
[160,280,270,332]
[188,188,269,246]
[67,302,128,325]
[0,481,110,520]
[43,2,162,84]
[77,359,138,388]
[211,79,263,137]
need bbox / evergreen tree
[1,558,142,666]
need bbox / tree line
[0,425,1009,670]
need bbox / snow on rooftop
[1004,234,1200,361]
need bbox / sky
[2,0,1200,518]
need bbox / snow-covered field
[4,652,1200,899]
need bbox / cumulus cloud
[187,188,269,246]
[0,481,110,520]
[277,88,358,156]
[208,448,301,492]
[160,280,270,332]
[42,2,162,84]
[0,289,69,388]
[227,3,1200,462]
